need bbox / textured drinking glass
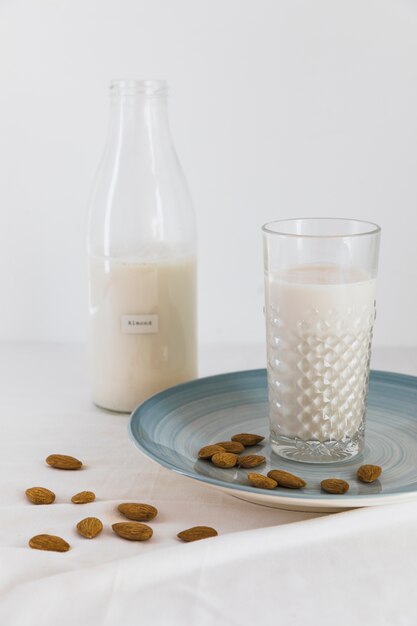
[263,218,381,463]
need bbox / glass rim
[262,217,381,239]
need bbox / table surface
[1,343,417,625]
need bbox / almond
[45,454,82,470]
[267,469,306,489]
[211,452,238,468]
[112,522,153,541]
[198,444,226,459]
[71,491,96,504]
[77,517,103,539]
[25,487,56,505]
[29,534,70,552]
[118,503,158,521]
[231,433,264,447]
[357,464,382,483]
[177,526,218,542]
[248,473,277,489]
[238,455,266,469]
[321,478,350,494]
[214,441,245,454]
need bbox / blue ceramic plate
[129,369,417,512]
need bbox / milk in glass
[266,264,376,445]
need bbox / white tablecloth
[1,344,416,625]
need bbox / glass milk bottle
[87,80,197,412]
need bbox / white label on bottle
[121,315,159,334]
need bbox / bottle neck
[88,80,195,259]
[107,80,173,151]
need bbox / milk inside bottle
[88,250,196,412]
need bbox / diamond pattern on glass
[267,304,375,442]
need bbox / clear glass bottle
[87,79,197,412]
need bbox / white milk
[88,253,197,412]
[265,264,376,442]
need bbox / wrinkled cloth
[1,344,416,626]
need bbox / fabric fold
[2,501,417,625]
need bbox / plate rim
[128,368,417,508]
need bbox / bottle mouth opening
[110,79,168,96]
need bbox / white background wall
[0,0,416,347]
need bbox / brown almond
[321,478,350,494]
[45,454,82,470]
[29,534,70,552]
[177,526,218,542]
[214,441,245,454]
[248,473,277,490]
[77,517,103,539]
[71,491,96,504]
[238,455,266,469]
[118,503,158,522]
[231,433,264,447]
[357,464,382,483]
[25,487,56,505]
[112,522,153,541]
[198,444,226,459]
[211,452,238,468]
[267,469,306,489]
